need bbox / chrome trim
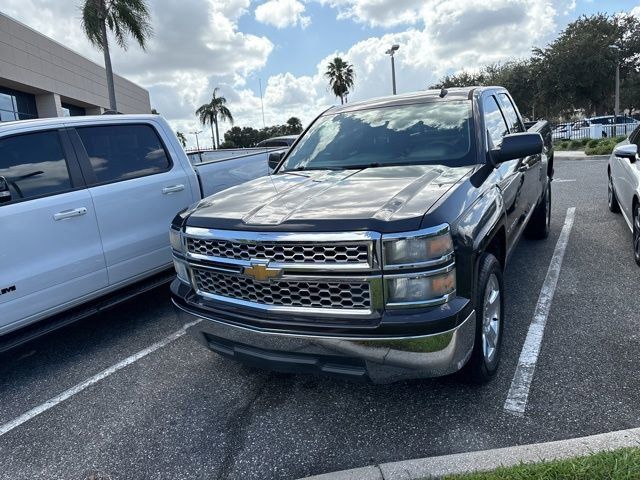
[189,266,384,317]
[184,251,376,272]
[381,223,450,241]
[184,227,381,243]
[382,262,455,279]
[385,291,457,309]
[177,304,476,383]
[183,227,380,271]
[381,252,455,271]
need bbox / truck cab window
[0,131,72,204]
[483,96,509,149]
[497,94,524,133]
[76,124,170,184]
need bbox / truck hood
[185,165,474,232]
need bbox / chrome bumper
[175,302,476,383]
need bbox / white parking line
[504,207,576,415]
[554,179,576,183]
[0,319,201,438]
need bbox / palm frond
[81,0,105,49]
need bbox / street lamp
[610,44,620,136]
[190,130,202,152]
[385,44,400,95]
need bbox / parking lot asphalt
[1,154,638,480]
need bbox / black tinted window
[0,131,72,204]
[77,124,170,184]
[483,96,509,148]
[497,94,523,133]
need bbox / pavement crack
[217,373,274,480]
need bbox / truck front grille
[192,268,372,310]
[187,238,370,265]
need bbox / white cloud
[255,0,311,29]
[2,0,581,148]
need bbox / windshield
[280,100,475,171]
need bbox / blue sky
[3,0,639,147]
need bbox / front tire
[463,253,504,384]
[633,203,640,267]
[524,183,551,240]
[608,173,621,213]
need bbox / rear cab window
[0,130,73,205]
[75,124,170,185]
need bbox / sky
[2,0,640,148]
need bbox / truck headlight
[383,226,453,267]
[386,269,456,306]
[169,227,184,253]
[173,259,190,284]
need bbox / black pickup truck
[170,87,553,383]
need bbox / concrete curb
[300,428,640,480]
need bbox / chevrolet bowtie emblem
[243,261,283,282]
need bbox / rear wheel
[608,173,621,213]
[524,183,551,240]
[633,203,640,267]
[463,253,504,384]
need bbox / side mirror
[491,132,543,166]
[0,176,11,204]
[613,144,638,163]
[268,151,284,170]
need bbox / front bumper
[174,298,476,383]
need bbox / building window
[0,87,37,122]
[61,102,86,117]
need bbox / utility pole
[190,130,202,152]
[610,44,621,137]
[385,44,400,95]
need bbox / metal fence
[551,114,640,141]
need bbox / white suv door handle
[54,207,87,221]
[162,184,185,194]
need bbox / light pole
[190,130,202,152]
[385,44,400,95]
[610,44,620,137]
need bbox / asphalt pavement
[1,154,638,480]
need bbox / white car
[554,116,639,140]
[608,126,640,265]
[0,114,283,349]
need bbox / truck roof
[328,86,503,115]
[0,114,161,134]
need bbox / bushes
[585,138,616,155]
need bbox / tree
[532,13,640,117]
[196,88,234,149]
[325,57,355,104]
[81,0,152,111]
[285,117,303,134]
[176,131,187,148]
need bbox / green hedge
[554,136,627,155]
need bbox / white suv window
[0,130,72,205]
[76,124,170,185]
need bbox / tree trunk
[340,95,344,105]
[100,20,117,111]
[214,117,220,150]
[210,121,216,150]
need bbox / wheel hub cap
[482,274,501,364]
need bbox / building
[0,12,151,122]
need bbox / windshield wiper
[335,162,382,170]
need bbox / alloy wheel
[482,274,501,365]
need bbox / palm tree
[82,0,153,112]
[195,88,234,149]
[325,57,355,105]
[176,131,187,148]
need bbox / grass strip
[443,447,640,480]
